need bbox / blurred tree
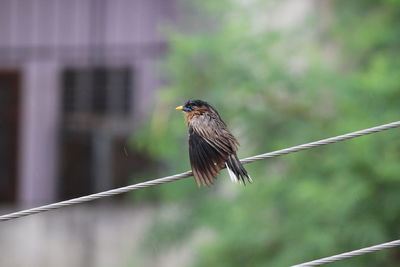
[131,0,400,266]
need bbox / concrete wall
[0,0,176,48]
[0,0,176,206]
[0,205,155,267]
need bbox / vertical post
[18,62,61,206]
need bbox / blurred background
[0,0,399,266]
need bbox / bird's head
[176,99,213,113]
[176,100,223,125]
[176,99,224,127]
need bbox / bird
[176,99,252,186]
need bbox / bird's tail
[225,154,253,184]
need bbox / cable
[292,239,400,266]
[241,120,400,164]
[0,120,399,222]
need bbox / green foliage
[131,0,400,266]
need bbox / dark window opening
[61,66,132,117]
[92,68,108,115]
[59,66,153,201]
[0,71,20,204]
[59,133,94,200]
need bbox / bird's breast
[185,111,206,127]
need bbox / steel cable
[292,239,400,266]
[0,120,399,223]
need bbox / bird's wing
[188,114,237,186]
[189,129,228,186]
[190,113,238,154]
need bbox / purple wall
[0,0,177,206]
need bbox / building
[0,0,177,206]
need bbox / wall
[0,0,176,206]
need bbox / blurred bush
[131,0,400,266]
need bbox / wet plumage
[176,100,252,186]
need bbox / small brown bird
[176,100,252,186]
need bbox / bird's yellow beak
[175,106,183,110]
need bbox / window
[58,66,154,201]
[0,71,20,203]
[62,66,132,117]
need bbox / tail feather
[226,163,239,183]
[226,154,253,184]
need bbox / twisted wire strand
[292,239,400,266]
[0,120,399,223]
[241,120,400,163]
